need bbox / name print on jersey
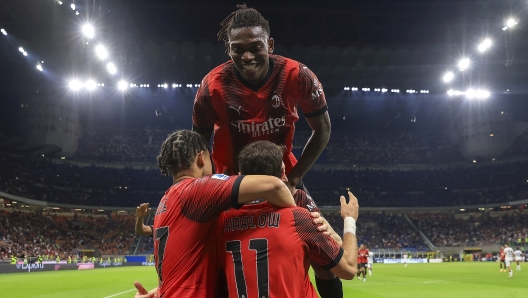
[230,116,286,137]
[224,212,281,232]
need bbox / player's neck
[172,167,204,184]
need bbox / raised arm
[135,203,153,236]
[330,191,359,280]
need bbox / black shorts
[358,263,368,269]
[500,259,505,263]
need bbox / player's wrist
[343,217,356,235]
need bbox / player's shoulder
[202,61,235,83]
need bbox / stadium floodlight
[57,1,62,5]
[1,28,7,35]
[106,62,117,74]
[86,80,97,90]
[351,87,358,91]
[458,58,470,71]
[23,52,27,56]
[36,64,43,72]
[381,88,388,93]
[71,3,75,10]
[69,80,82,91]
[19,47,24,53]
[443,72,454,83]
[506,18,517,28]
[95,45,108,60]
[477,39,492,53]
[76,11,79,16]
[82,24,94,39]
[118,80,128,91]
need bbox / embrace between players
[133,5,361,298]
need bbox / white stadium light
[443,72,454,83]
[95,45,108,60]
[458,58,470,71]
[477,39,492,53]
[71,3,75,10]
[86,80,97,90]
[36,64,43,72]
[23,52,28,56]
[76,11,80,16]
[506,19,517,28]
[57,1,63,5]
[118,80,128,91]
[69,80,82,91]
[82,24,94,39]
[1,28,7,35]
[381,88,388,93]
[106,62,117,74]
[351,87,358,91]
[18,47,24,53]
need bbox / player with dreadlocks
[135,130,296,298]
[192,4,331,195]
[192,4,339,298]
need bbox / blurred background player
[403,251,408,267]
[503,244,514,278]
[367,247,374,276]
[514,247,523,271]
[192,4,331,194]
[357,244,368,282]
[499,246,506,272]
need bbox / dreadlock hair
[238,140,285,178]
[157,130,209,177]
[217,4,271,44]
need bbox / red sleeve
[292,208,343,270]
[192,78,218,132]
[293,189,320,213]
[180,174,245,223]
[296,63,328,118]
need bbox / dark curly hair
[157,130,208,177]
[217,4,271,44]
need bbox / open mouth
[241,64,258,71]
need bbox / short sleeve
[180,175,245,223]
[293,189,320,213]
[192,78,218,132]
[296,63,328,118]
[292,208,343,270]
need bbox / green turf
[2,263,526,297]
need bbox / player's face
[228,26,274,85]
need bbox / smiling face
[228,26,274,85]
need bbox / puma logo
[229,105,242,115]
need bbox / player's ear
[268,37,274,53]
[196,150,206,168]
[280,167,287,183]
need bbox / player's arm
[330,191,359,280]
[288,65,331,189]
[192,79,216,145]
[238,175,295,207]
[287,112,331,189]
[135,203,153,236]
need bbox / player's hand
[311,212,343,245]
[134,281,157,298]
[136,203,151,219]
[340,191,359,220]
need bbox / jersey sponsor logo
[271,94,281,108]
[229,105,242,115]
[224,212,281,232]
[230,116,286,137]
[212,174,230,180]
[155,197,167,216]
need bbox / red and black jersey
[358,249,369,264]
[294,189,320,213]
[153,174,244,298]
[500,249,505,261]
[222,202,343,298]
[193,55,327,176]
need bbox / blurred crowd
[408,212,528,247]
[0,210,136,260]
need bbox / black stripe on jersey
[322,247,344,270]
[231,175,245,209]
[304,105,328,118]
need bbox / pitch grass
[2,262,526,297]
